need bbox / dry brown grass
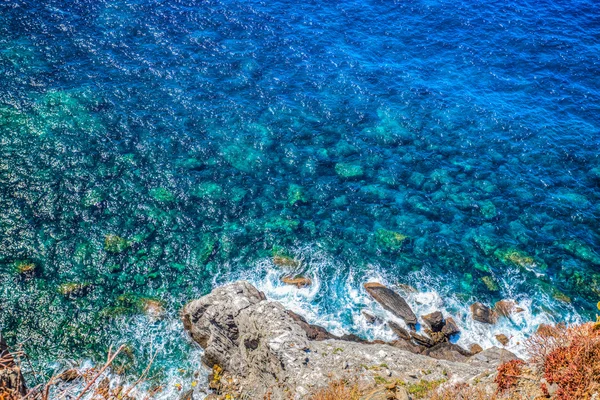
[1,343,159,400]
[534,321,600,399]
[308,380,360,400]
[427,382,495,400]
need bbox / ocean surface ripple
[0,0,599,395]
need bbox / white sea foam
[238,246,583,359]
[42,313,209,400]
[97,246,582,400]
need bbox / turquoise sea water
[1,0,599,395]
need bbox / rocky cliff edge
[181,281,517,399]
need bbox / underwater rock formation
[182,281,516,399]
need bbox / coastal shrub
[309,379,360,400]
[494,359,525,393]
[529,321,600,399]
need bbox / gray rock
[364,282,418,327]
[422,342,471,363]
[182,282,510,399]
[468,346,519,367]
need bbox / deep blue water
[1,0,599,394]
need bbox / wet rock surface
[182,281,517,399]
[471,302,498,324]
[363,282,418,327]
[422,311,444,332]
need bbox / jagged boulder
[441,317,460,337]
[363,282,418,327]
[471,302,497,324]
[422,311,445,332]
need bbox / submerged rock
[375,229,408,251]
[58,282,91,299]
[470,302,497,324]
[287,184,307,206]
[481,276,499,292]
[494,300,523,317]
[104,234,129,254]
[14,260,37,279]
[150,187,175,202]
[334,162,364,178]
[141,298,166,319]
[495,248,547,273]
[558,239,600,265]
[272,254,300,268]
[363,282,418,327]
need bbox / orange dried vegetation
[309,380,360,400]
[529,321,600,399]
[495,359,525,393]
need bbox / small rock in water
[364,282,418,328]
[422,311,444,332]
[58,283,91,299]
[470,302,497,324]
[494,300,521,317]
[14,260,37,279]
[58,369,81,382]
[281,275,312,288]
[272,255,300,268]
[470,344,484,354]
[334,162,364,178]
[495,334,509,346]
[361,310,382,325]
[142,298,166,319]
[104,234,129,254]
